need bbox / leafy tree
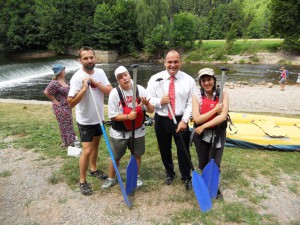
[225,23,238,54]
[269,0,300,52]
[195,17,210,40]
[172,0,222,17]
[208,2,244,39]
[243,0,271,38]
[93,3,119,50]
[0,0,45,52]
[135,0,169,45]
[144,24,169,58]
[93,0,139,54]
[35,0,100,53]
[170,12,198,51]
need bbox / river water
[0,57,299,101]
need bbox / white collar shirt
[146,70,196,123]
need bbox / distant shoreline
[1,84,300,115]
[6,48,300,66]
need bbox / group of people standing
[44,47,229,198]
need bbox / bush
[185,51,204,61]
[211,48,227,61]
[239,59,246,64]
[249,54,260,63]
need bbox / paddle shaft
[157,79,195,171]
[131,64,138,155]
[211,68,227,160]
[219,69,226,103]
[88,84,131,208]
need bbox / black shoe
[165,175,174,185]
[89,170,108,180]
[80,182,93,195]
[184,179,192,191]
[216,189,223,200]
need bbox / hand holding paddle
[202,67,228,200]
[156,78,212,212]
[88,82,132,208]
[125,64,139,195]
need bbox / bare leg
[108,159,119,178]
[135,155,141,175]
[89,136,100,172]
[79,141,93,183]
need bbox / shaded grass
[0,102,299,224]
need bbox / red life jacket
[195,88,230,131]
[111,86,145,131]
[197,88,220,128]
[200,96,219,123]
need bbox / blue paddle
[126,64,139,195]
[156,78,212,212]
[202,133,220,199]
[202,67,228,200]
[88,84,131,208]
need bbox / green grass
[185,39,283,62]
[0,102,299,224]
[202,39,283,54]
[0,170,13,177]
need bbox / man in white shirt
[68,46,113,195]
[146,50,196,189]
[101,66,154,189]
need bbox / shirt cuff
[181,117,189,124]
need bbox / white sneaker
[137,176,143,188]
[101,178,116,189]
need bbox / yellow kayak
[226,112,300,151]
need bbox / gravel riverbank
[1,84,300,115]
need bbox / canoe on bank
[226,112,300,151]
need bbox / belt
[155,113,183,120]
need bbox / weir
[0,59,81,88]
[0,59,300,101]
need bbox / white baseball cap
[114,66,128,79]
[198,68,215,79]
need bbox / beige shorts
[109,136,145,159]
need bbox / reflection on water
[0,57,299,101]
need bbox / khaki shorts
[109,136,145,159]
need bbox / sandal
[60,143,67,148]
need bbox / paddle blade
[126,155,138,195]
[202,159,220,199]
[192,171,212,212]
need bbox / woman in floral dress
[44,64,76,148]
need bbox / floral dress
[44,80,76,147]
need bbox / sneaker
[137,176,143,188]
[80,182,93,195]
[89,170,108,180]
[101,178,117,189]
[60,143,66,149]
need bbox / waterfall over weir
[0,59,81,88]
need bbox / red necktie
[168,76,175,119]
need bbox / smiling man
[146,50,196,189]
[67,46,113,195]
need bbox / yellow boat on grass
[226,112,300,151]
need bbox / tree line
[0,0,299,58]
